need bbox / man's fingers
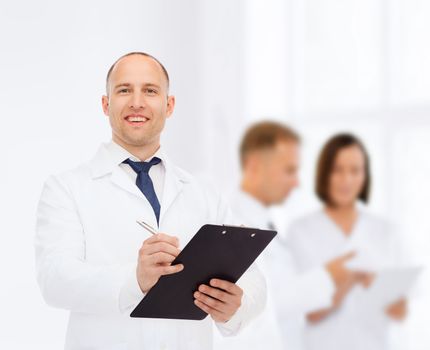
[149,252,177,265]
[194,299,211,314]
[194,291,225,314]
[144,233,180,247]
[142,242,181,257]
[209,279,242,296]
[193,280,243,324]
[197,284,231,303]
[156,263,184,276]
[194,299,229,323]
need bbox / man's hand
[193,279,243,323]
[136,233,184,293]
[385,298,407,321]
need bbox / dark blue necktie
[123,157,162,224]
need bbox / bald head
[105,52,170,96]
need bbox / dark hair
[105,52,170,95]
[240,121,300,168]
[316,133,371,205]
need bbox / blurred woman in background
[286,133,407,350]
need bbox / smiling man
[35,52,265,350]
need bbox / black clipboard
[130,224,277,320]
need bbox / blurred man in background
[215,121,358,349]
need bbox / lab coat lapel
[90,143,191,221]
[159,155,190,222]
[89,143,144,200]
[110,165,144,199]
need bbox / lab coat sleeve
[216,263,267,336]
[35,175,143,315]
[212,193,267,336]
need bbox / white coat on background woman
[287,133,407,350]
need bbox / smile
[125,114,149,124]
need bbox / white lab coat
[35,142,266,350]
[214,191,334,350]
[287,207,401,350]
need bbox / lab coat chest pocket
[160,190,208,249]
[77,183,155,263]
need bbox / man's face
[102,55,175,150]
[257,140,300,205]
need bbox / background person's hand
[194,279,243,323]
[307,270,359,323]
[325,251,356,288]
[385,298,408,321]
[355,271,375,289]
[308,252,374,324]
[325,252,375,306]
[325,252,359,308]
[136,233,184,293]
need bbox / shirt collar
[89,140,190,183]
[106,140,165,164]
[232,190,272,229]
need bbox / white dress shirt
[110,141,165,205]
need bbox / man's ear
[166,95,175,118]
[244,153,259,173]
[102,95,109,116]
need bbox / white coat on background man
[214,190,336,350]
[35,52,265,350]
[214,122,336,350]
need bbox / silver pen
[136,220,157,235]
